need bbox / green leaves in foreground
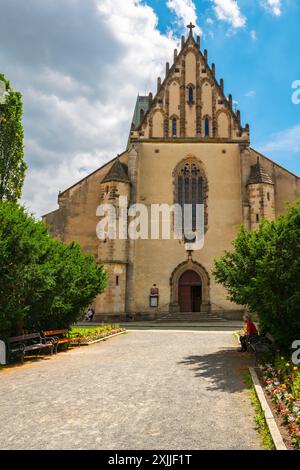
[0,202,107,337]
[213,201,300,350]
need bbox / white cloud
[259,124,300,154]
[211,0,246,28]
[261,1,282,16]
[166,0,202,35]
[0,0,178,217]
[245,90,256,97]
[250,30,257,40]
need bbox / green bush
[213,201,300,351]
[0,202,107,337]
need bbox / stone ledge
[249,367,287,451]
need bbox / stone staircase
[154,311,225,323]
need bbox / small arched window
[204,118,210,137]
[140,109,145,123]
[188,86,194,104]
[172,118,177,137]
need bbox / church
[43,25,300,322]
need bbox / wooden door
[178,270,201,312]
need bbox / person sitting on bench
[84,307,95,322]
[239,314,258,352]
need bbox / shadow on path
[179,347,254,393]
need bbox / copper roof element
[102,157,130,184]
[247,157,274,185]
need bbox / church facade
[43,27,300,321]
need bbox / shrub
[213,201,300,351]
[0,202,107,337]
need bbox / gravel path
[0,329,262,450]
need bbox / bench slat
[43,330,69,336]
[8,333,40,343]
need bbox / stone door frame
[169,259,210,313]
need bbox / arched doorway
[178,270,202,312]
[169,260,210,313]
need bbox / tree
[213,202,300,350]
[0,73,26,202]
[0,202,107,337]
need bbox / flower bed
[258,359,300,450]
[70,325,125,345]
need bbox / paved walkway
[0,330,262,450]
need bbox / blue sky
[150,0,300,173]
[0,0,299,216]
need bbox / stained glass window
[176,161,206,238]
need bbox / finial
[181,35,185,48]
[220,78,224,92]
[166,62,170,75]
[196,35,200,48]
[237,109,241,122]
[228,94,232,108]
[157,77,161,92]
[187,22,195,37]
[148,92,153,103]
[204,49,208,62]
[245,123,250,133]
[211,63,215,77]
[174,48,178,61]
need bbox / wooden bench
[246,332,276,360]
[42,329,82,353]
[7,333,54,363]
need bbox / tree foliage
[213,202,300,350]
[0,202,107,337]
[0,73,26,202]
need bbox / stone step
[154,312,225,323]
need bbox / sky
[0,0,299,217]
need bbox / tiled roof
[247,158,274,185]
[102,158,130,184]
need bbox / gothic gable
[130,26,249,143]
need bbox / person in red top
[239,314,258,352]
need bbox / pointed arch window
[174,160,207,239]
[172,117,177,137]
[188,86,194,104]
[204,118,210,137]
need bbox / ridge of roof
[249,148,300,180]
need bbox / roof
[247,157,274,185]
[250,148,299,179]
[132,95,150,129]
[127,95,150,148]
[101,158,130,184]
